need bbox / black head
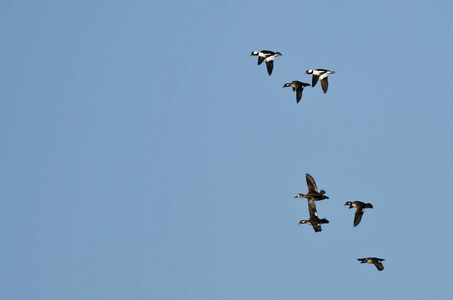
[283,83,291,88]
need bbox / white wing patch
[319,73,329,80]
[265,56,275,62]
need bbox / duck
[250,50,282,76]
[305,69,335,93]
[294,173,329,201]
[298,199,329,232]
[357,257,385,271]
[344,201,373,227]
[283,81,310,103]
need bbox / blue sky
[1,0,452,299]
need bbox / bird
[294,173,329,201]
[344,201,374,227]
[357,257,385,271]
[250,50,282,75]
[298,199,329,232]
[283,81,310,103]
[305,69,335,93]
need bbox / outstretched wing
[353,207,365,227]
[311,75,319,87]
[305,173,319,193]
[308,199,318,218]
[265,56,274,75]
[296,87,303,103]
[257,56,265,65]
[374,261,384,271]
[320,73,329,93]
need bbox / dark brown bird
[298,199,329,232]
[283,81,310,103]
[357,257,385,271]
[345,201,373,227]
[294,173,329,201]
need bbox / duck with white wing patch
[250,50,282,76]
[305,69,335,93]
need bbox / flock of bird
[250,50,335,102]
[250,50,385,271]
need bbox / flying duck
[283,81,310,103]
[305,69,335,93]
[298,199,329,232]
[250,50,282,75]
[294,173,329,201]
[345,201,373,227]
[357,257,385,271]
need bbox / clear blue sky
[1,1,452,299]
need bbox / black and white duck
[250,50,282,75]
[305,69,335,93]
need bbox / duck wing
[296,86,303,103]
[320,73,329,93]
[311,75,319,87]
[305,173,319,193]
[353,207,365,227]
[265,56,275,75]
[373,260,384,271]
[257,56,265,65]
[308,199,318,218]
